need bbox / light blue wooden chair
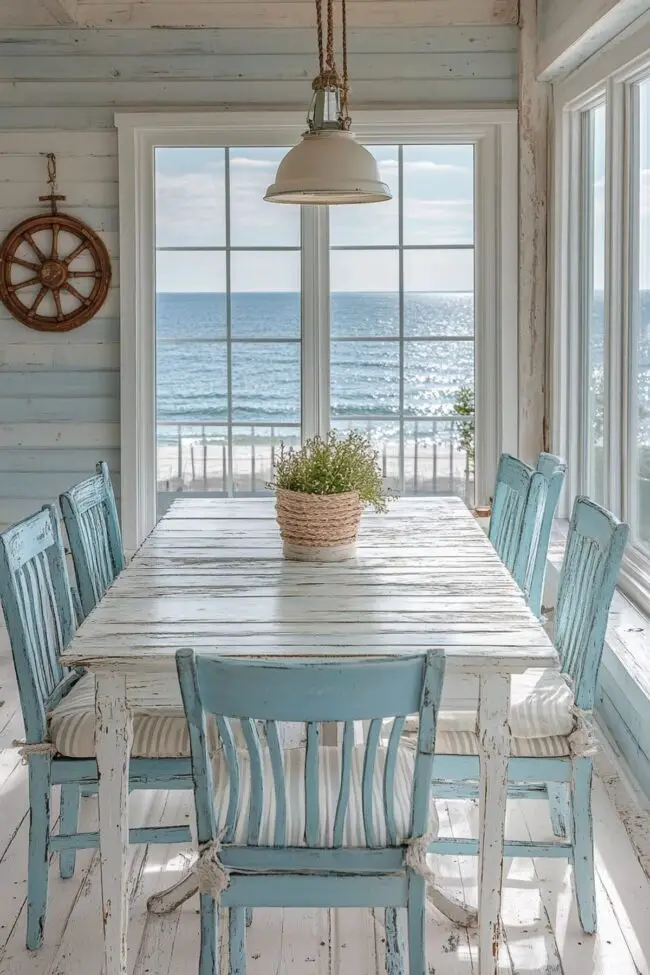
[59,460,125,622]
[527,452,567,618]
[488,453,548,604]
[434,496,628,934]
[176,648,446,975]
[0,506,192,950]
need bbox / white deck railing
[156,417,475,502]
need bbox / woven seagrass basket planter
[275,488,363,561]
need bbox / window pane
[404,292,474,339]
[231,343,300,423]
[404,251,474,336]
[404,340,475,416]
[331,418,401,492]
[156,254,227,340]
[404,419,474,503]
[331,340,400,417]
[156,250,225,298]
[329,146,399,245]
[403,145,474,245]
[232,425,301,495]
[635,81,650,546]
[584,104,606,505]
[157,342,228,424]
[155,148,225,248]
[331,251,399,337]
[231,252,300,338]
[229,147,300,247]
[157,423,229,494]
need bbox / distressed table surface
[60,496,558,975]
[63,497,556,674]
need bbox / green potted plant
[269,430,392,561]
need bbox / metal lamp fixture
[264,0,391,206]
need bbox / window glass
[583,104,606,505]
[634,81,650,546]
[154,147,301,501]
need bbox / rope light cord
[315,0,325,77]
[311,0,350,127]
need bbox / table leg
[96,673,133,975]
[477,673,510,975]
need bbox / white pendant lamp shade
[265,129,391,205]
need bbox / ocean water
[156,292,475,441]
[156,290,650,446]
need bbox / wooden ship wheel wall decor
[0,154,112,333]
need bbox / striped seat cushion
[49,674,214,758]
[435,730,571,758]
[437,668,575,739]
[212,744,433,847]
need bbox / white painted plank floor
[0,652,649,975]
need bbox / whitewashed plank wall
[0,25,517,529]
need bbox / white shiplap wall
[0,25,518,528]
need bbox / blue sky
[155,144,475,293]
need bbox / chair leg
[407,871,427,975]
[547,782,570,838]
[229,907,246,975]
[571,757,597,934]
[384,907,405,974]
[59,785,80,879]
[26,755,52,950]
[199,893,219,975]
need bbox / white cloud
[229,156,278,170]
[404,161,470,173]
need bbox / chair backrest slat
[555,497,629,709]
[383,716,406,846]
[528,452,567,617]
[489,454,548,603]
[0,506,76,743]
[176,650,445,852]
[215,715,239,844]
[241,718,264,845]
[174,642,217,843]
[305,721,321,846]
[265,721,286,847]
[333,720,355,847]
[410,654,444,836]
[361,718,382,848]
[60,461,125,621]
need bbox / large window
[554,23,650,610]
[154,140,479,509]
[116,112,516,552]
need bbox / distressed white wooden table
[60,496,557,975]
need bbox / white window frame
[116,109,518,554]
[552,12,650,614]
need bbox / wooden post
[477,673,511,975]
[518,0,550,463]
[96,673,133,975]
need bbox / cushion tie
[12,739,56,764]
[195,834,231,898]
[567,704,597,757]
[560,674,598,758]
[404,831,437,882]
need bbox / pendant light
[264,0,391,205]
